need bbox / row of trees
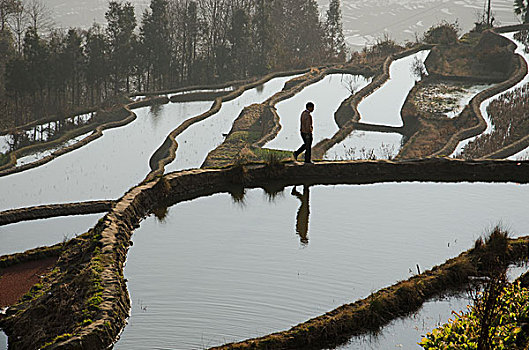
[0,0,346,127]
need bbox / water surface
[358,51,429,127]
[265,74,370,151]
[117,182,529,349]
[0,214,102,256]
[339,294,469,349]
[16,132,93,167]
[164,75,298,172]
[0,101,211,211]
[325,131,403,160]
[340,264,528,349]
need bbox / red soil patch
[0,257,57,307]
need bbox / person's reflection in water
[291,185,310,246]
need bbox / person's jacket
[300,110,313,133]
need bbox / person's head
[306,102,315,112]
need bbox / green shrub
[419,282,529,349]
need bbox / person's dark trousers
[294,132,313,162]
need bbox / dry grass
[460,83,529,158]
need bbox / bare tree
[8,0,27,53]
[25,0,53,33]
[0,0,20,31]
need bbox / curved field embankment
[201,66,378,167]
[0,106,97,136]
[312,45,433,159]
[0,96,167,178]
[425,28,529,158]
[0,200,113,226]
[0,72,305,179]
[3,158,529,349]
[202,45,436,167]
[212,234,529,350]
[146,68,312,179]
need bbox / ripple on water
[116,182,529,349]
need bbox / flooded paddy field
[164,75,297,172]
[265,74,370,151]
[0,214,101,256]
[15,132,93,167]
[45,0,519,50]
[0,102,204,210]
[452,32,529,157]
[0,75,295,211]
[0,331,6,350]
[339,263,528,349]
[116,182,529,349]
[324,131,404,160]
[358,50,429,127]
[414,81,490,119]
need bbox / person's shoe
[304,161,313,164]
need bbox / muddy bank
[0,200,113,226]
[396,78,489,158]
[0,257,57,307]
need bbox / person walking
[293,102,314,164]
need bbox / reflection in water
[342,264,528,349]
[341,294,470,349]
[262,183,285,202]
[291,186,310,246]
[229,186,247,205]
[148,103,164,125]
[152,205,169,223]
[117,183,529,349]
